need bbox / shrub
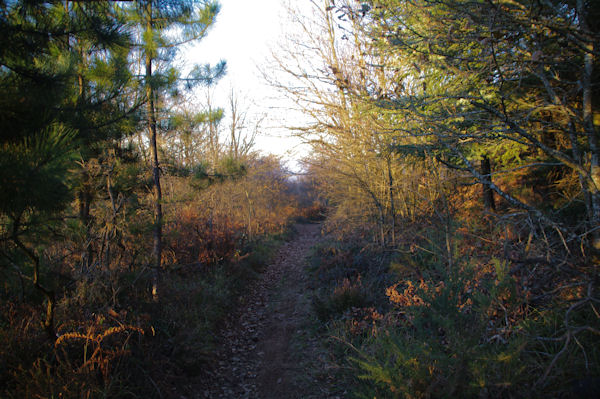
[349,256,600,398]
[351,264,525,398]
[313,277,370,321]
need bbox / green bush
[348,258,600,398]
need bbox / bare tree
[227,89,260,160]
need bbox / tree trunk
[13,234,56,341]
[481,155,495,211]
[245,190,253,241]
[568,122,593,220]
[577,0,600,249]
[377,201,386,247]
[146,5,162,301]
[386,156,396,245]
[77,186,93,271]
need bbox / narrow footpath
[193,223,341,399]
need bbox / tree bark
[386,156,396,244]
[577,0,600,249]
[146,3,162,301]
[77,186,94,272]
[481,155,495,211]
[12,226,56,341]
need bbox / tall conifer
[128,0,225,299]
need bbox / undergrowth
[307,215,600,398]
[0,229,289,398]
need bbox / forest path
[194,222,339,399]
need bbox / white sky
[184,0,309,168]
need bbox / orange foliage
[298,201,327,221]
[164,205,243,267]
[162,158,298,268]
[55,323,144,381]
[386,279,445,308]
[345,306,384,336]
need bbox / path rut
[193,223,338,399]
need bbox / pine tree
[0,0,141,339]
[60,1,141,272]
[0,0,85,339]
[128,0,225,300]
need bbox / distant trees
[167,107,217,168]
[271,0,432,244]
[164,87,263,180]
[227,89,260,161]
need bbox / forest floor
[189,222,343,399]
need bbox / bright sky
[184,0,308,168]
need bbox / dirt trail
[194,223,338,399]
